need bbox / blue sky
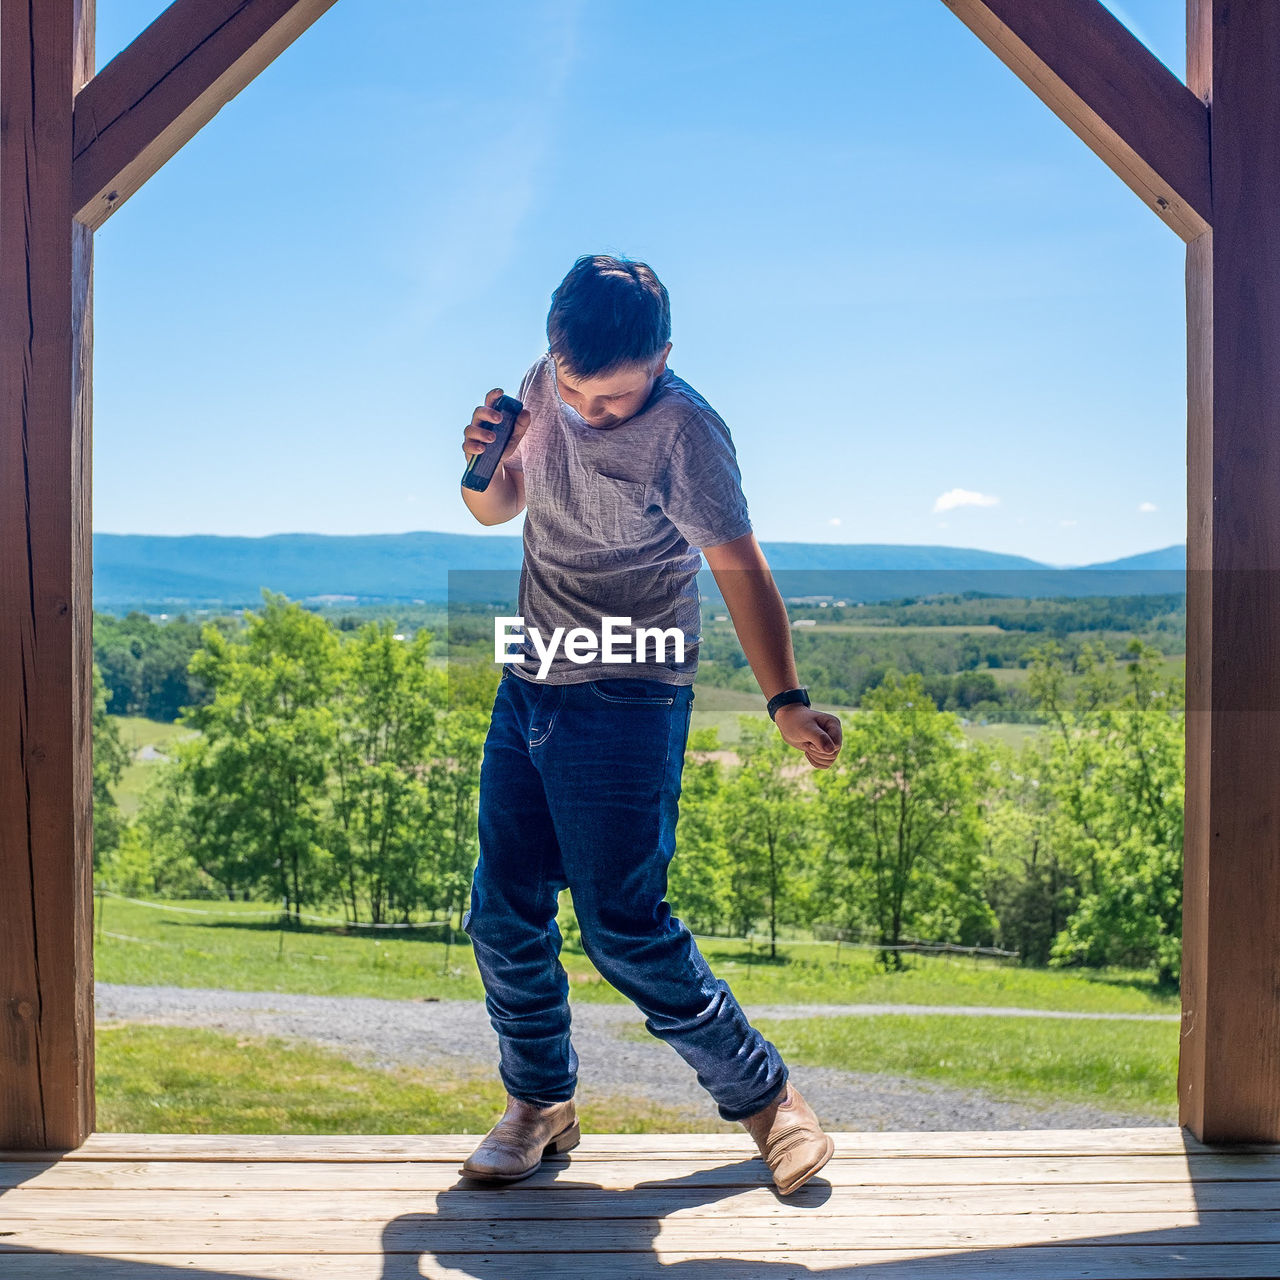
[93,1,1187,567]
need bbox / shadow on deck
[2,1128,1278,1277]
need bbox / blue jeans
[462,665,789,1123]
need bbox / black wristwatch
[767,686,810,720]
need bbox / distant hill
[93,531,1187,612]
[1072,545,1187,572]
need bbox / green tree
[181,591,341,918]
[429,660,496,935]
[1029,638,1184,983]
[328,620,446,923]
[92,663,129,865]
[978,738,1078,965]
[104,764,218,899]
[668,725,735,935]
[93,609,216,721]
[817,670,991,969]
[721,717,817,957]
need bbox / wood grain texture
[7,1180,1280,1217]
[0,1133,1277,1277]
[72,0,339,229]
[5,1153,1279,1191]
[10,1125,1279,1159]
[7,1211,1280,1252]
[5,1248,1280,1280]
[0,0,95,1152]
[1180,0,1280,1143]
[940,0,1211,240]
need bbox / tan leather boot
[459,1094,580,1185]
[740,1081,835,1195]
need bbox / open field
[95,1023,710,1135]
[736,1014,1174,1117]
[961,722,1043,748]
[109,715,198,818]
[93,896,1180,1015]
[770,623,1010,634]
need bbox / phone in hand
[462,395,523,492]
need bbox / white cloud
[933,488,999,514]
[1138,501,1157,513]
[828,516,842,526]
[1059,519,1078,527]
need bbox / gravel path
[96,984,1174,1131]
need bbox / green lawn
[961,722,1044,748]
[685,682,841,745]
[95,1023,723,1134]
[750,1013,1178,1118]
[614,1011,1179,1118]
[687,684,1036,751]
[94,894,1180,1015]
[109,715,199,819]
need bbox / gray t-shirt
[501,352,752,685]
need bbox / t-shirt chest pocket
[580,472,650,545]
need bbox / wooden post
[1179,0,1280,1143]
[0,0,95,1150]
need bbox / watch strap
[767,686,810,720]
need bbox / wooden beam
[0,0,96,1150]
[940,0,1211,240]
[1179,0,1280,1144]
[71,0,338,230]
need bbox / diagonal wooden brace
[72,0,338,230]
[941,0,1211,239]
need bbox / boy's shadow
[378,1158,837,1278]
[374,1151,1240,1280]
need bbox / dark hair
[546,254,671,380]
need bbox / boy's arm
[459,387,529,526]
[703,531,842,770]
[461,462,525,526]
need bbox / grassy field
[94,895,1180,1015]
[686,683,860,745]
[770,623,1010,635]
[618,1012,1177,1119]
[95,1023,725,1134]
[959,721,1042,748]
[94,896,1181,1129]
[684,684,1040,751]
[110,715,198,819]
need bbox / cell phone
[461,394,523,492]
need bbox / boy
[457,255,842,1195]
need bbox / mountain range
[93,531,1187,612]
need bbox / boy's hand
[774,704,842,769]
[462,387,531,468]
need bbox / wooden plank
[1180,0,1280,1144]
[72,0,339,229]
[5,1211,1280,1252]
[21,1126,1280,1161]
[0,0,96,1153]
[7,1246,1280,1280]
[939,0,1210,240]
[4,1153,1277,1191]
[5,1179,1280,1218]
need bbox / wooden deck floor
[2,1128,1279,1278]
